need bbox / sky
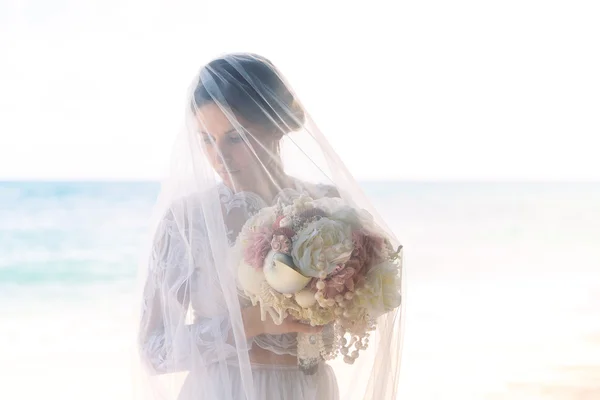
[0,0,599,181]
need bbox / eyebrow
[199,129,241,136]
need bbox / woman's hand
[241,305,322,338]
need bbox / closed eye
[229,135,244,144]
[198,129,245,145]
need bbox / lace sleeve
[138,207,250,374]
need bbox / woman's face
[196,102,278,188]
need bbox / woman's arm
[241,305,323,338]
[138,209,248,375]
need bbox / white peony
[358,260,402,318]
[292,217,353,278]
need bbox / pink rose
[244,226,274,269]
[350,230,385,274]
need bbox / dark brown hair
[192,53,305,133]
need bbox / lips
[216,162,238,173]
[219,168,240,174]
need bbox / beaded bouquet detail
[235,195,402,374]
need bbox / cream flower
[292,217,353,278]
[357,260,401,318]
[237,205,278,245]
[237,260,266,296]
[291,195,314,214]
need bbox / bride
[136,53,403,400]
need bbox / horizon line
[1,178,599,184]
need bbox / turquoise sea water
[1,181,599,399]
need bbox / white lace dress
[140,180,340,400]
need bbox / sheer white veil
[133,52,404,400]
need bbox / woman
[136,53,403,400]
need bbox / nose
[213,139,233,165]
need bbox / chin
[220,172,243,186]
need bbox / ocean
[1,181,599,399]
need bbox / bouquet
[235,194,402,374]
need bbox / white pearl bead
[344,356,355,364]
[316,262,325,270]
[351,350,358,358]
[326,299,335,307]
[316,281,325,290]
[340,347,348,355]
[343,311,350,318]
[334,308,343,316]
[318,271,327,279]
[344,292,354,300]
[335,295,344,303]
